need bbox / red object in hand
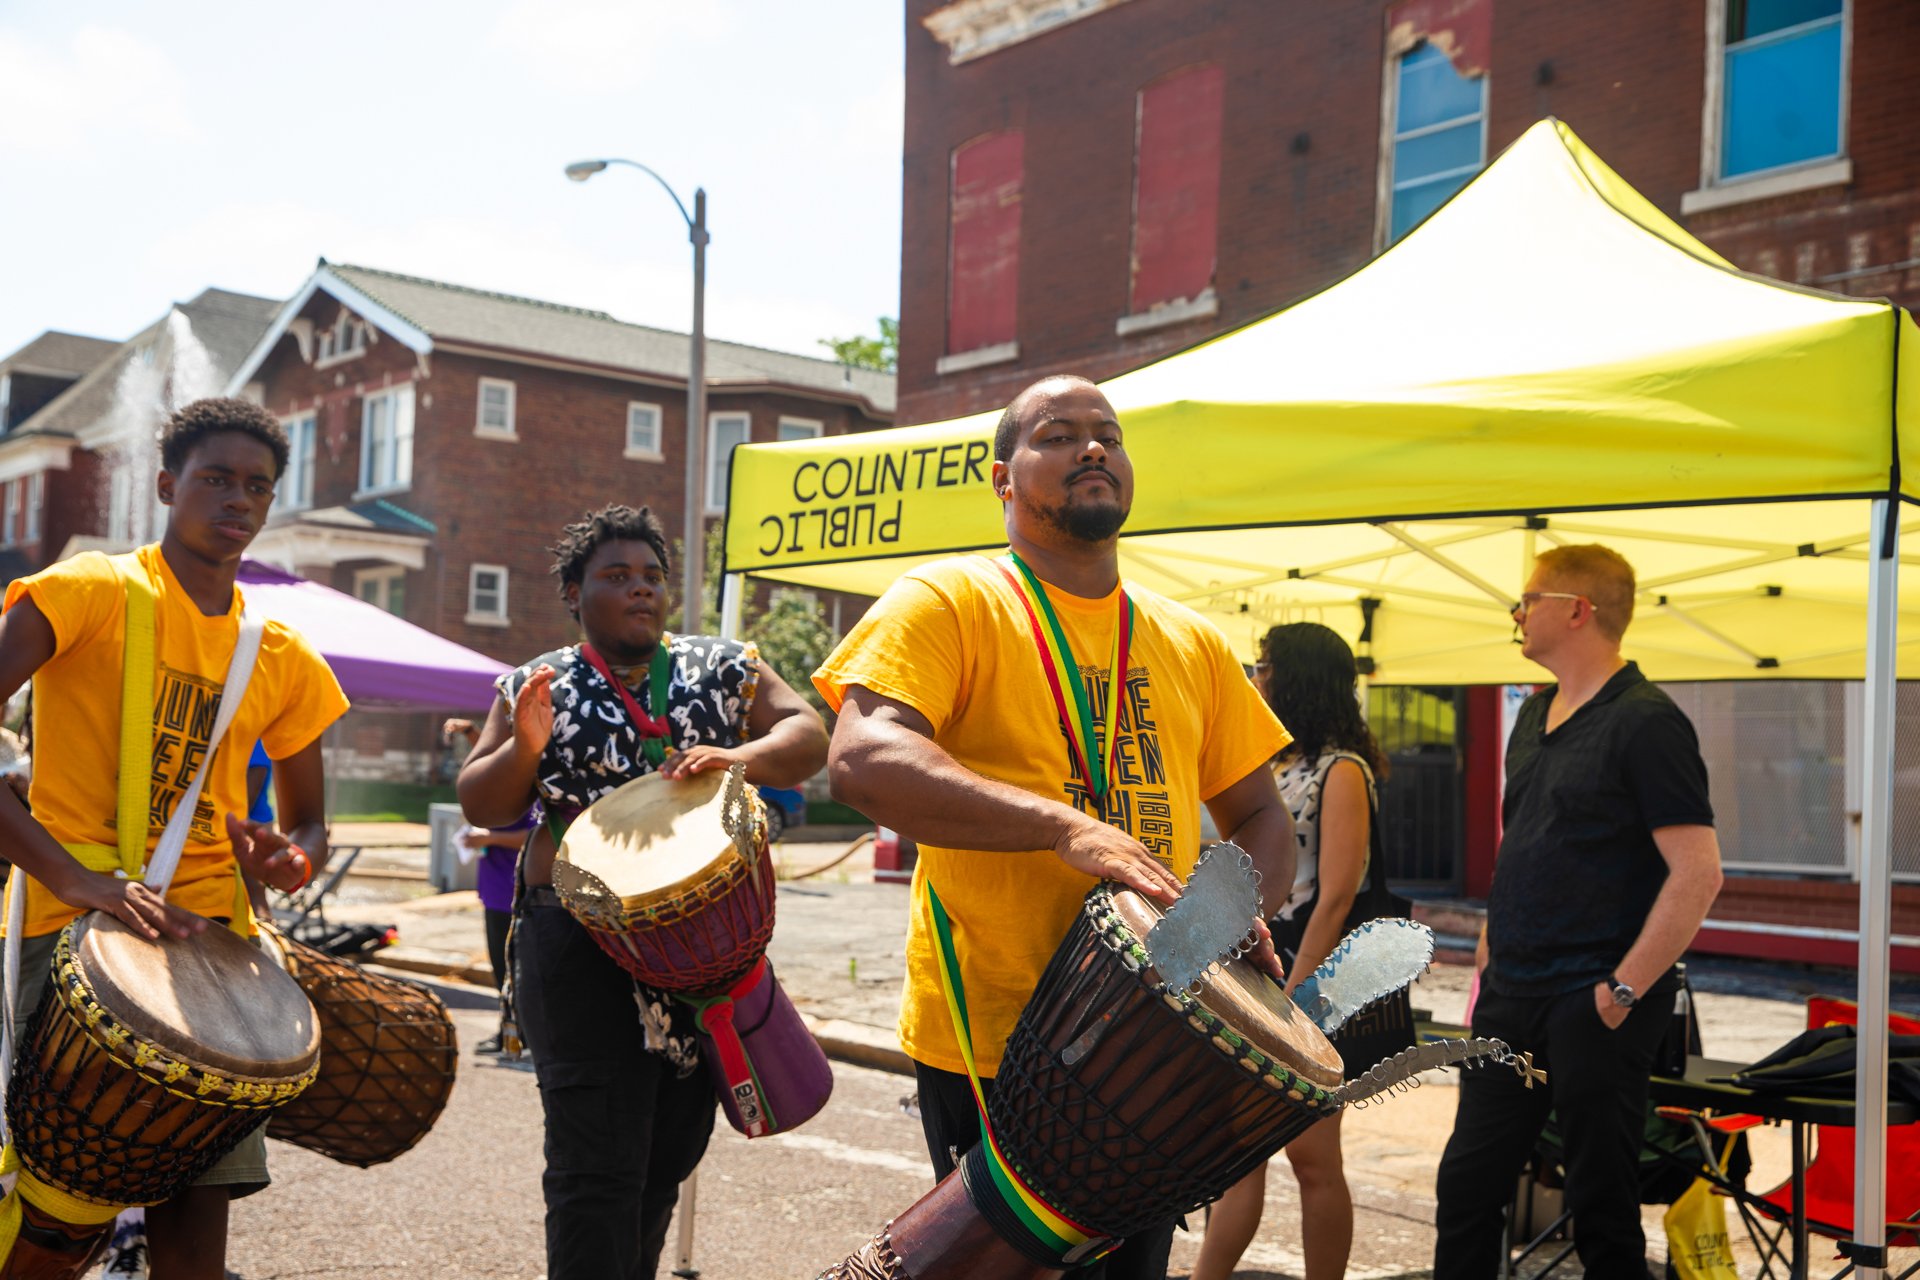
[284,845,313,893]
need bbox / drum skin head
[559,770,740,904]
[1108,888,1344,1088]
[73,913,321,1078]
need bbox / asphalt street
[194,833,1916,1279]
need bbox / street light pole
[565,158,710,632]
[685,187,708,632]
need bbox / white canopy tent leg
[1853,496,1897,1279]
[720,572,744,642]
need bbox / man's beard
[1030,492,1129,543]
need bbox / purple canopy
[237,559,508,710]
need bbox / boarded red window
[947,130,1024,355]
[1131,64,1224,315]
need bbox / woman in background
[1193,622,1393,1280]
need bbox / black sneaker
[475,1033,505,1055]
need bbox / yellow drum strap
[0,1142,121,1258]
[113,556,157,881]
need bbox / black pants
[515,899,716,1280]
[914,1061,1176,1280]
[485,906,511,989]
[1433,976,1677,1280]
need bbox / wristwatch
[1608,976,1638,1009]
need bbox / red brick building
[230,262,894,672]
[897,0,1917,426]
[895,0,1920,962]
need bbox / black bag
[1270,754,1419,1080]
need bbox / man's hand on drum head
[1052,812,1182,905]
[226,813,310,895]
[656,743,745,780]
[68,872,207,941]
[512,665,557,756]
[1243,915,1286,984]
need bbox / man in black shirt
[1434,544,1724,1279]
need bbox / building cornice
[922,0,1136,64]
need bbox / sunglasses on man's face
[1510,591,1589,619]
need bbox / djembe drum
[821,882,1344,1278]
[554,766,773,994]
[260,928,458,1167]
[0,913,320,1277]
[556,765,833,1137]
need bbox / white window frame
[706,412,751,513]
[1683,0,1853,214]
[352,566,407,616]
[1376,38,1488,250]
[315,311,369,368]
[357,384,416,498]
[23,473,41,543]
[625,401,664,460]
[466,563,510,627]
[777,416,824,443]
[475,377,518,440]
[279,412,317,513]
[1,481,16,548]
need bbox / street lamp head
[564,159,609,182]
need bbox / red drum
[553,767,773,995]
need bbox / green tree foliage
[819,316,898,373]
[677,525,838,715]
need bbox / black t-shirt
[1485,662,1714,998]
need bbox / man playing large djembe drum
[814,375,1297,1279]
[0,398,348,1278]
[457,503,828,1279]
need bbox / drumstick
[671,1170,700,1278]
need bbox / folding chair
[1744,996,1920,1279]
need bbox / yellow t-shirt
[813,553,1289,1076]
[5,545,350,936]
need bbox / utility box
[427,802,478,893]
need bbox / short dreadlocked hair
[159,397,289,478]
[549,503,673,602]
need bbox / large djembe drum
[555,766,832,1137]
[0,913,320,1276]
[260,928,458,1167]
[822,882,1345,1279]
[554,766,774,994]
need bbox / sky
[0,0,904,364]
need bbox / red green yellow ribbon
[924,880,1115,1262]
[994,553,1133,813]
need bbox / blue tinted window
[1733,0,1841,40]
[1396,44,1484,133]
[1723,16,1843,178]
[1390,43,1485,241]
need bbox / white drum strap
[1,864,24,1144]
[145,604,263,898]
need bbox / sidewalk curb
[805,1015,914,1077]
[374,946,497,988]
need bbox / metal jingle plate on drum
[719,762,763,870]
[1144,842,1262,995]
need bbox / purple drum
[681,957,833,1138]
[553,768,775,995]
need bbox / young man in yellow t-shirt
[0,397,348,1279]
[814,375,1296,1280]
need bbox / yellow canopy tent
[720,119,1916,1254]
